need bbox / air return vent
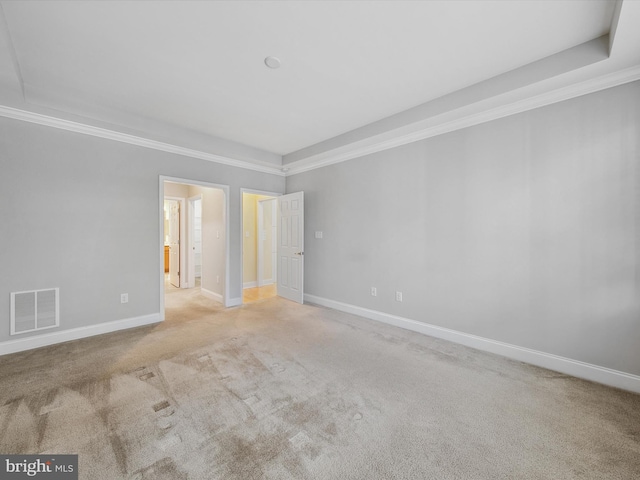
[10,288,59,335]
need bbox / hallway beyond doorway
[161,177,228,318]
[242,190,279,305]
[243,284,276,303]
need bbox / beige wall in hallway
[243,193,273,287]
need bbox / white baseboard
[261,279,274,286]
[304,294,640,394]
[201,288,223,303]
[243,281,258,289]
[227,297,242,307]
[0,313,161,356]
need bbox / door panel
[291,257,300,291]
[188,196,202,288]
[280,257,288,287]
[277,192,304,303]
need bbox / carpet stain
[0,399,22,451]
[109,431,128,475]
[216,433,272,479]
[323,422,338,437]
[153,400,171,412]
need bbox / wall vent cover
[10,288,59,335]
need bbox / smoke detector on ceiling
[264,56,281,69]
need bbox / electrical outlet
[370,287,377,297]
[216,275,220,284]
[121,293,128,304]
[395,291,403,302]
[315,231,323,239]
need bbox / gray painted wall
[0,117,284,343]
[287,81,640,376]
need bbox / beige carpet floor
[1,287,639,479]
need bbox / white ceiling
[0,0,638,172]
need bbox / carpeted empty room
[1,289,638,479]
[2,3,640,479]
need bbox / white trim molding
[304,294,640,394]
[2,65,639,179]
[0,313,161,356]
[285,65,640,176]
[227,297,242,308]
[0,65,640,181]
[0,105,285,176]
[201,288,223,304]
[243,281,258,289]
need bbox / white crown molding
[285,64,640,176]
[0,105,286,176]
[305,294,640,394]
[2,65,639,179]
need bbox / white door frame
[160,176,231,319]
[187,194,202,289]
[240,189,281,303]
[164,196,186,288]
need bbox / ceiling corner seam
[608,0,625,56]
[0,2,26,100]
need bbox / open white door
[277,191,304,303]
[168,200,180,288]
[187,195,202,288]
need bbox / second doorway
[242,192,277,304]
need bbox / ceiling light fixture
[264,56,281,69]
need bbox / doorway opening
[160,177,230,320]
[242,191,278,304]
[240,190,305,304]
